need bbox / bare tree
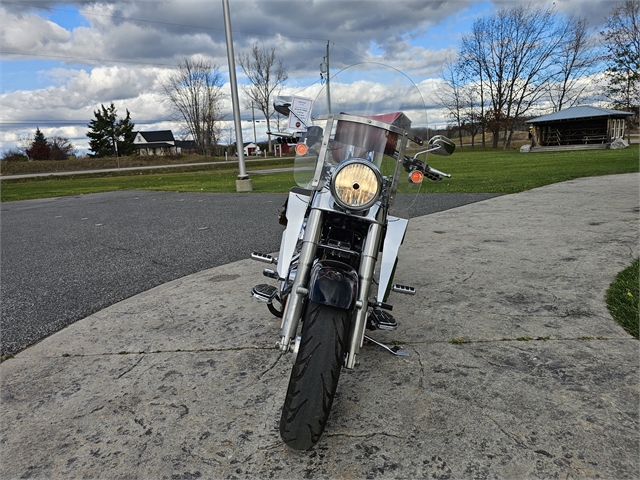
[238,44,288,154]
[457,21,490,149]
[436,57,467,149]
[461,84,484,149]
[601,0,639,136]
[162,58,226,156]
[17,133,33,160]
[547,15,599,111]
[460,4,564,149]
[49,136,77,160]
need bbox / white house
[243,142,261,156]
[134,130,178,156]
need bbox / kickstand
[364,335,410,357]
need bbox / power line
[331,42,368,62]
[0,51,175,67]
[0,121,91,124]
[0,120,176,126]
[1,44,367,71]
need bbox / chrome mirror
[427,135,455,156]
[412,135,456,159]
[274,96,292,116]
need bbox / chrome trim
[278,208,323,352]
[310,117,336,189]
[318,242,360,258]
[392,284,416,295]
[314,113,423,145]
[251,252,276,264]
[313,186,383,224]
[345,221,383,369]
[330,159,383,212]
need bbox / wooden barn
[526,106,634,152]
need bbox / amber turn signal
[295,143,308,155]
[409,170,424,184]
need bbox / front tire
[279,301,350,450]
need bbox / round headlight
[331,160,382,211]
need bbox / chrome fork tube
[345,221,383,368]
[278,207,323,352]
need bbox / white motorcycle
[251,63,455,450]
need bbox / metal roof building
[525,106,633,151]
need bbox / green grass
[606,259,639,339]
[0,153,225,175]
[414,144,639,194]
[0,158,296,201]
[1,145,637,202]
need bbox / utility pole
[320,42,331,113]
[222,0,252,192]
[325,41,331,113]
[252,103,257,144]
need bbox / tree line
[2,103,136,162]
[437,1,639,150]
[2,127,77,162]
[160,44,287,157]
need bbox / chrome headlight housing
[330,159,382,211]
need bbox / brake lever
[425,165,451,182]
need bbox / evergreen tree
[33,127,47,145]
[86,103,136,158]
[117,109,137,156]
[26,127,51,160]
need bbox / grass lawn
[0,159,297,201]
[606,259,639,339]
[0,145,638,202]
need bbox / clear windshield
[292,63,429,216]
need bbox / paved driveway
[0,174,637,479]
[0,190,497,357]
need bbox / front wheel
[279,301,350,450]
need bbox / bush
[1,149,28,162]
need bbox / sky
[0,0,622,154]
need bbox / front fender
[377,216,408,302]
[308,260,358,310]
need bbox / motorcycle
[251,63,455,450]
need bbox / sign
[288,96,314,131]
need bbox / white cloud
[1,0,618,153]
[0,9,70,51]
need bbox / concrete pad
[1,174,638,479]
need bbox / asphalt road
[0,190,499,357]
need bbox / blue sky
[0,0,616,153]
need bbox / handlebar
[401,154,451,182]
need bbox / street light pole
[222,0,252,192]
